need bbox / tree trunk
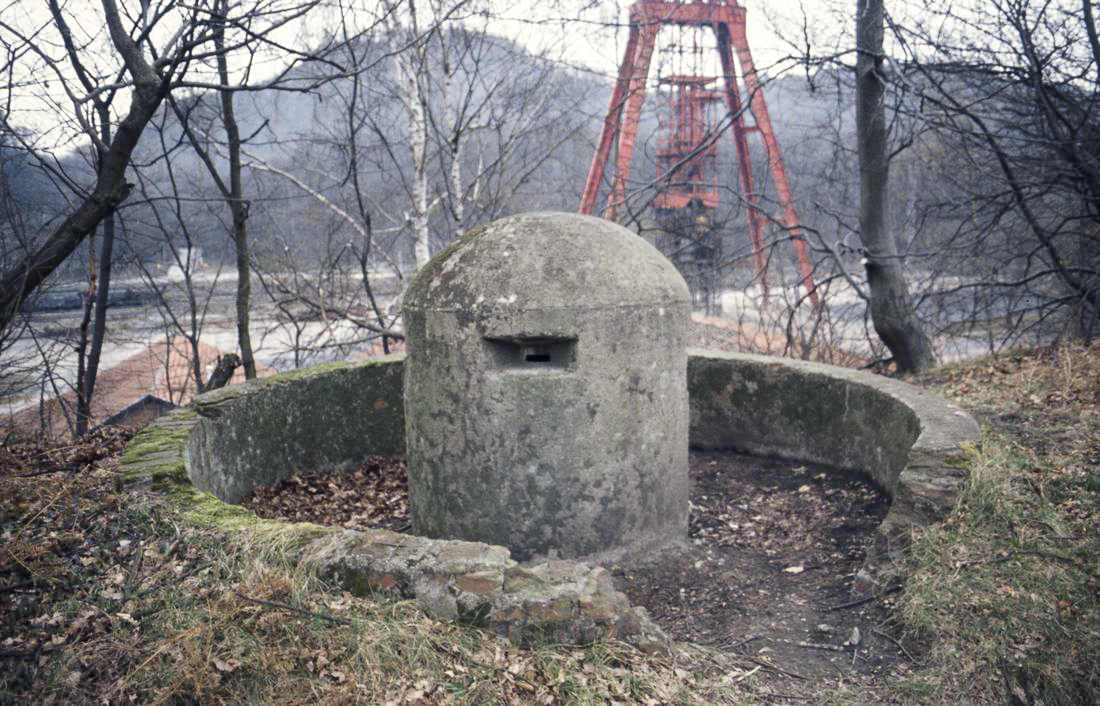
[86,211,115,408]
[388,0,432,270]
[406,69,431,269]
[440,29,464,236]
[73,210,115,437]
[215,7,257,380]
[75,232,96,437]
[82,107,119,435]
[0,0,166,338]
[856,0,935,374]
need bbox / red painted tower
[580,0,818,308]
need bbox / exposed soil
[611,451,911,680]
[242,451,919,680]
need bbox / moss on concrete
[119,347,979,651]
[187,355,406,503]
[119,409,198,466]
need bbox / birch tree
[380,0,429,269]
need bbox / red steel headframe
[580,0,818,307]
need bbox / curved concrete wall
[184,351,979,532]
[184,357,405,504]
[687,350,981,571]
[690,352,921,493]
[145,349,978,647]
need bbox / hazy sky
[1,0,852,147]
[494,0,852,77]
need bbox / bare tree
[0,0,183,337]
[246,3,591,363]
[727,0,1097,364]
[168,2,262,380]
[0,0,344,437]
[886,0,1100,346]
[129,107,226,398]
[380,0,483,268]
[855,0,934,372]
[0,0,329,340]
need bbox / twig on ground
[722,633,762,651]
[233,591,352,625]
[16,487,66,536]
[745,656,808,681]
[796,641,847,653]
[16,464,78,478]
[872,627,915,661]
[0,580,34,594]
[120,546,145,605]
[759,690,812,703]
[825,584,902,611]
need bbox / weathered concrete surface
[403,212,691,561]
[120,346,979,649]
[185,357,405,504]
[688,349,981,588]
[119,355,670,654]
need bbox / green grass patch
[899,343,1100,704]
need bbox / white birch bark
[443,47,463,236]
[385,0,432,270]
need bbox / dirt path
[610,451,909,680]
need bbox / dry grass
[894,342,1100,704]
[1,435,773,705]
[3,341,1098,704]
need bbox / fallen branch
[232,591,352,626]
[16,464,78,478]
[119,547,145,605]
[872,627,915,661]
[0,580,34,594]
[796,641,847,653]
[745,656,808,681]
[825,584,902,611]
[720,633,762,651]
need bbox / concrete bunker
[401,212,691,561]
[129,211,980,653]
[132,348,979,653]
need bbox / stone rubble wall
[310,529,667,653]
[120,351,979,652]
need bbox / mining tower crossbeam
[579,0,819,308]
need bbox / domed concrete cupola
[402,211,691,561]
